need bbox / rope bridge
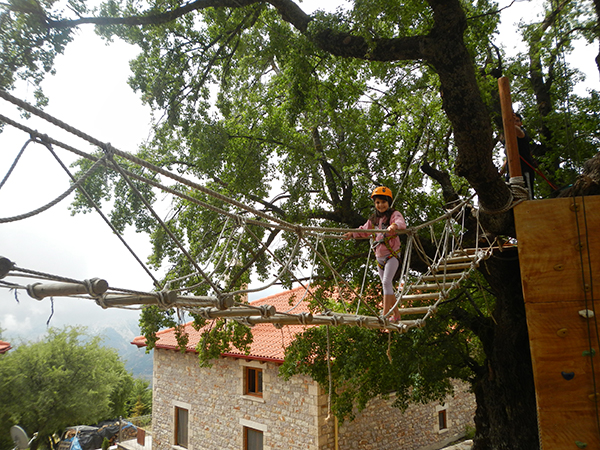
[0,90,495,333]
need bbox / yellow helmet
[371,186,393,200]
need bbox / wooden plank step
[409,282,456,291]
[450,248,479,256]
[443,254,478,264]
[395,319,424,327]
[397,306,436,315]
[421,272,464,282]
[400,292,441,301]
[307,313,424,331]
[432,262,475,272]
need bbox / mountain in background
[98,323,153,382]
[2,313,154,382]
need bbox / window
[245,367,263,397]
[175,406,189,448]
[244,427,263,450]
[438,408,448,431]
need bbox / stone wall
[151,348,474,450]
[151,348,332,450]
[337,382,475,450]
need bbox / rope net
[0,90,499,333]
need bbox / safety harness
[372,226,401,270]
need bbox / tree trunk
[420,6,540,445]
[473,249,539,449]
[557,152,600,197]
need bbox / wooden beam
[197,305,277,319]
[26,278,108,300]
[498,76,522,180]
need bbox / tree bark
[472,249,539,450]
[557,152,600,197]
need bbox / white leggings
[377,256,399,295]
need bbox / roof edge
[136,341,285,363]
[221,352,284,364]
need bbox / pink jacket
[352,210,406,258]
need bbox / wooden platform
[514,196,600,449]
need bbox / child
[344,186,406,322]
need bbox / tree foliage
[0,327,150,450]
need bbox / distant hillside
[96,321,153,382]
[2,308,154,380]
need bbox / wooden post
[0,256,13,279]
[100,292,178,307]
[26,278,108,300]
[197,305,277,318]
[498,77,522,181]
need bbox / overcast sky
[1,0,597,343]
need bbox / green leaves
[280,276,489,423]
[0,0,79,92]
[0,327,145,448]
[69,151,157,234]
[194,318,253,367]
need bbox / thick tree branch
[310,31,430,61]
[44,0,263,28]
[311,127,341,207]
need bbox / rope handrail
[0,90,496,333]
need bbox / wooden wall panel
[514,196,600,449]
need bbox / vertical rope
[572,195,600,438]
[326,325,333,420]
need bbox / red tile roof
[132,285,316,362]
[0,340,12,354]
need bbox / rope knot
[103,143,116,159]
[330,315,341,326]
[415,319,426,329]
[26,282,44,301]
[198,307,212,320]
[157,290,175,308]
[35,134,51,145]
[83,278,108,298]
[95,295,108,309]
[234,214,246,227]
[299,312,310,325]
[259,304,276,318]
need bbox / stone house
[132,286,475,450]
